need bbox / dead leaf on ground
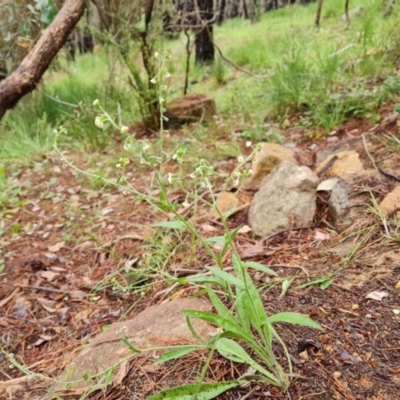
[48,242,65,252]
[241,243,264,259]
[238,225,252,234]
[38,270,60,281]
[366,291,389,301]
[200,223,218,233]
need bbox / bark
[194,0,215,65]
[217,0,226,25]
[0,0,86,121]
[345,0,349,22]
[315,0,323,27]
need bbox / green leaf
[295,277,332,290]
[244,262,278,277]
[215,338,279,384]
[280,278,292,297]
[185,275,227,287]
[215,338,251,364]
[320,278,333,290]
[153,220,187,230]
[266,312,322,330]
[117,332,141,353]
[204,235,226,244]
[240,269,268,329]
[146,381,240,400]
[205,285,237,324]
[206,267,243,288]
[185,316,207,345]
[154,346,201,365]
[181,310,253,342]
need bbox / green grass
[1,0,400,162]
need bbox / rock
[328,179,353,232]
[315,137,361,165]
[379,185,400,218]
[248,161,318,238]
[57,298,215,391]
[210,192,241,219]
[248,143,297,187]
[315,150,364,181]
[165,94,216,127]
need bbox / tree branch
[0,0,86,121]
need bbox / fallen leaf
[48,242,65,252]
[37,297,56,313]
[44,252,58,260]
[112,360,129,386]
[238,225,252,234]
[317,178,340,191]
[70,290,88,299]
[366,291,389,301]
[101,207,114,216]
[39,334,53,341]
[240,243,264,259]
[38,271,59,281]
[314,230,330,241]
[200,223,218,233]
[13,296,32,317]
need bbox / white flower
[159,97,165,104]
[150,77,157,84]
[237,156,244,163]
[167,173,173,185]
[165,72,171,78]
[93,99,100,107]
[123,143,131,151]
[246,141,252,147]
[120,126,129,134]
[248,168,254,175]
[154,51,159,58]
[116,163,121,168]
[95,116,104,129]
[172,153,177,160]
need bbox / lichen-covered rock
[248,161,318,238]
[315,150,364,181]
[379,185,400,219]
[247,143,297,187]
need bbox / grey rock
[248,161,318,238]
[328,179,353,232]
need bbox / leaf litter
[1,115,400,399]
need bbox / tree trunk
[0,0,86,121]
[217,0,226,25]
[195,0,214,65]
[315,0,323,27]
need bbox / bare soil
[1,108,400,400]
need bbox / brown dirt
[1,110,400,400]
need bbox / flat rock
[56,298,215,392]
[315,150,364,181]
[379,185,400,218]
[248,143,297,187]
[248,161,318,238]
